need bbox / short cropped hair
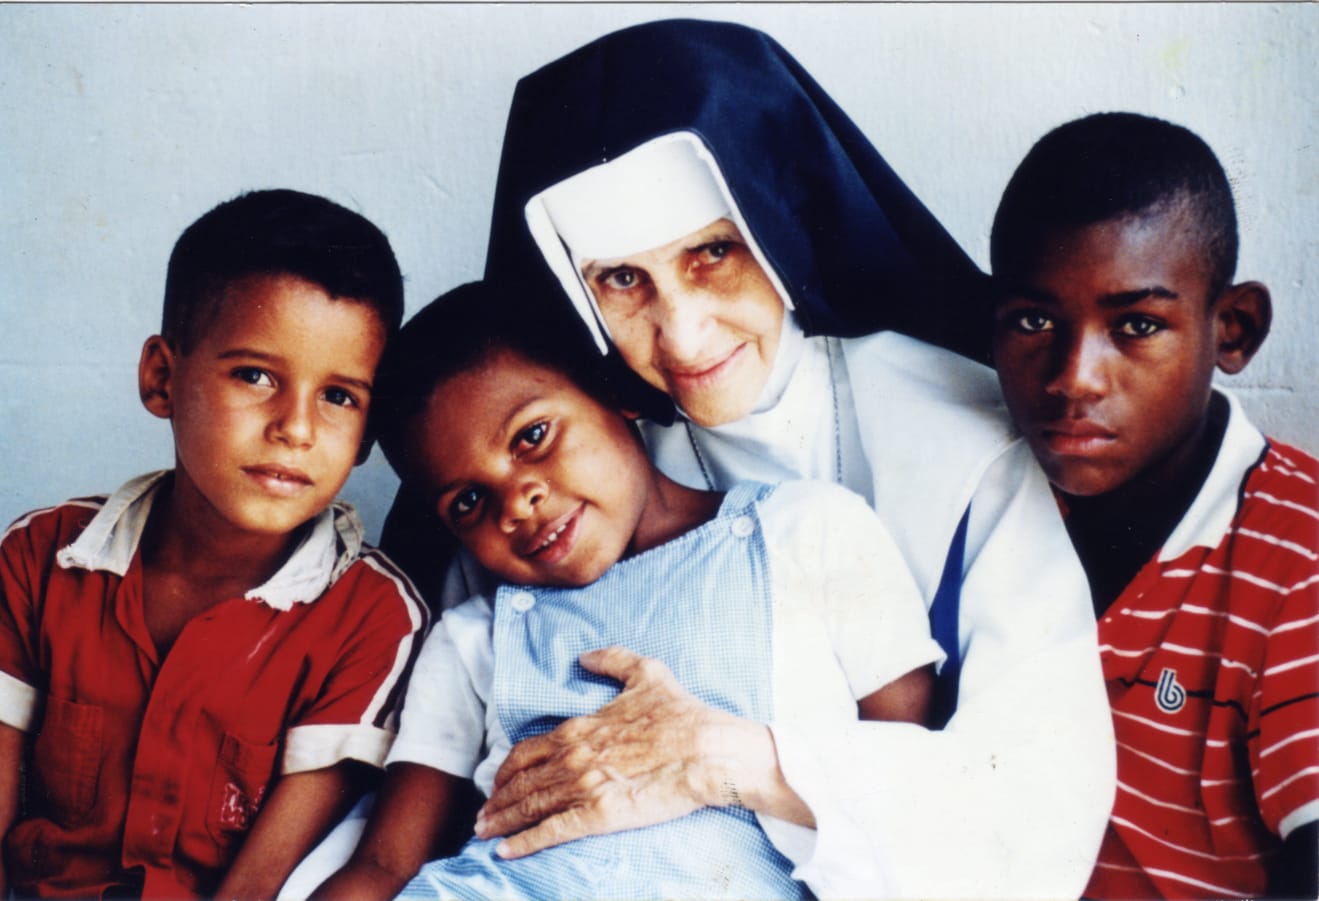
[991,112,1238,299]
[162,189,404,353]
[372,280,645,484]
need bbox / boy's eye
[232,367,274,387]
[322,386,360,408]
[1116,315,1164,338]
[449,488,484,521]
[515,421,549,451]
[1010,311,1054,334]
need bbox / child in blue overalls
[309,282,943,900]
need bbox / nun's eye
[599,268,642,291]
[696,241,733,263]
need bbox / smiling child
[990,112,1318,899]
[309,281,942,900]
[0,190,426,899]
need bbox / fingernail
[495,841,511,858]
[474,813,487,837]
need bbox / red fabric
[0,497,425,899]
[1086,441,1319,899]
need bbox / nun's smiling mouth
[662,335,776,428]
[665,343,746,391]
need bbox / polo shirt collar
[1159,389,1266,561]
[56,470,365,611]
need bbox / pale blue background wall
[3,3,1316,541]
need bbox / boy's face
[992,208,1224,497]
[579,219,784,429]
[405,349,654,588]
[141,273,386,538]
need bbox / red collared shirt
[1085,400,1319,899]
[0,472,427,898]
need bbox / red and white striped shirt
[1086,396,1319,899]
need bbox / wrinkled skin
[474,646,783,858]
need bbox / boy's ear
[138,336,176,419]
[1213,281,1272,375]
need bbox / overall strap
[720,479,777,514]
[928,505,970,729]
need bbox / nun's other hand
[475,645,764,858]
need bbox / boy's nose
[1047,331,1110,401]
[268,393,316,447]
[499,477,548,533]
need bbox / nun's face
[580,219,784,427]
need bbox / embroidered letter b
[1155,667,1186,714]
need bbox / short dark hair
[162,189,404,353]
[372,280,640,484]
[990,112,1238,299]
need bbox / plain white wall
[3,3,1316,541]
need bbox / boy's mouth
[520,504,584,563]
[243,464,314,496]
[1039,419,1117,456]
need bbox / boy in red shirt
[0,189,427,899]
[990,112,1317,898]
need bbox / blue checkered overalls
[400,482,808,900]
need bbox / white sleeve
[756,480,946,879]
[770,444,1115,899]
[760,480,944,709]
[385,596,493,780]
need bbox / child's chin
[549,568,609,589]
[490,562,605,589]
[542,560,614,589]
[1049,464,1125,498]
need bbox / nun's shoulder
[841,331,1003,407]
[840,330,1017,452]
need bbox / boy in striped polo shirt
[989,112,1317,898]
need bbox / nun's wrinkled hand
[474,645,760,858]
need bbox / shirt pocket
[32,696,104,826]
[205,732,279,847]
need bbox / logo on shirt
[1155,667,1186,714]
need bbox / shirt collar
[56,470,365,611]
[1159,389,1266,561]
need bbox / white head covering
[523,132,793,352]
